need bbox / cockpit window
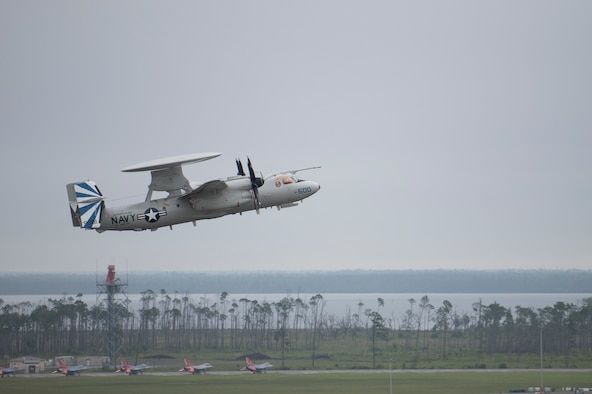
[275,175,299,186]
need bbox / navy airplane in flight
[67,152,320,232]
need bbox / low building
[9,356,46,374]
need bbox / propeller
[247,157,264,213]
[236,159,245,176]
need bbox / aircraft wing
[195,363,213,371]
[248,362,272,372]
[180,179,228,204]
[181,179,228,208]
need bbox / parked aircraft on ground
[67,152,321,232]
[179,358,213,374]
[243,357,273,373]
[115,358,151,375]
[52,359,87,376]
[0,367,21,377]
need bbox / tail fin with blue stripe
[66,181,104,229]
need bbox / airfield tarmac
[17,368,592,377]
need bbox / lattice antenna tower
[96,265,128,369]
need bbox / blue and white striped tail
[66,181,104,229]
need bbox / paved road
[16,368,592,378]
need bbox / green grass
[148,329,592,371]
[2,372,590,394]
[141,345,592,372]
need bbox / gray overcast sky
[1,1,591,273]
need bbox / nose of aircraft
[311,182,321,194]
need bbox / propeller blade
[247,157,256,183]
[252,187,260,214]
[236,159,245,176]
[247,158,264,187]
[247,157,264,214]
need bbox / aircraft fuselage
[100,176,320,231]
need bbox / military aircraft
[115,358,151,375]
[52,359,87,376]
[243,357,273,373]
[67,152,320,232]
[0,366,21,377]
[179,358,213,375]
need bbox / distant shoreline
[1,269,591,295]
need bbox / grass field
[132,347,592,373]
[2,371,591,394]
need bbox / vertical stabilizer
[66,181,104,229]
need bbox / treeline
[1,269,592,294]
[1,292,592,368]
